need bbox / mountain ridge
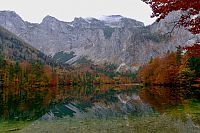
[0,11,199,66]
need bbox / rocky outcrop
[0,11,199,65]
[0,25,47,62]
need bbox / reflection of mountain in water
[42,86,200,120]
[0,85,200,120]
[42,89,153,120]
[2,84,200,121]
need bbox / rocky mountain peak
[70,15,144,28]
[73,17,88,22]
[42,15,59,23]
[0,11,199,66]
[72,17,90,28]
[0,10,27,36]
[0,10,18,17]
[0,10,25,25]
[40,15,74,32]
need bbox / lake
[1,85,200,121]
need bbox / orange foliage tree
[142,0,200,85]
[138,57,161,84]
[138,52,193,85]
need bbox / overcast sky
[0,0,155,25]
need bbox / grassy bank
[17,115,200,133]
[0,121,31,133]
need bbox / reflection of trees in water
[0,85,136,120]
[0,85,56,120]
[139,86,200,113]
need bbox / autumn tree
[142,0,200,86]
[143,0,200,34]
[138,56,161,84]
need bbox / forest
[139,0,200,86]
[138,44,200,86]
[0,55,135,88]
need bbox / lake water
[0,85,200,121]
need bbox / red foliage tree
[183,43,200,57]
[143,0,200,34]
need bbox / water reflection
[0,85,54,120]
[139,86,200,114]
[43,85,153,119]
[1,85,200,121]
[0,85,152,120]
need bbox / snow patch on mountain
[99,15,123,23]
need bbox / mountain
[0,11,199,66]
[0,25,47,62]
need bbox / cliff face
[0,11,199,65]
[0,25,46,62]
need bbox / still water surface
[0,85,200,120]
